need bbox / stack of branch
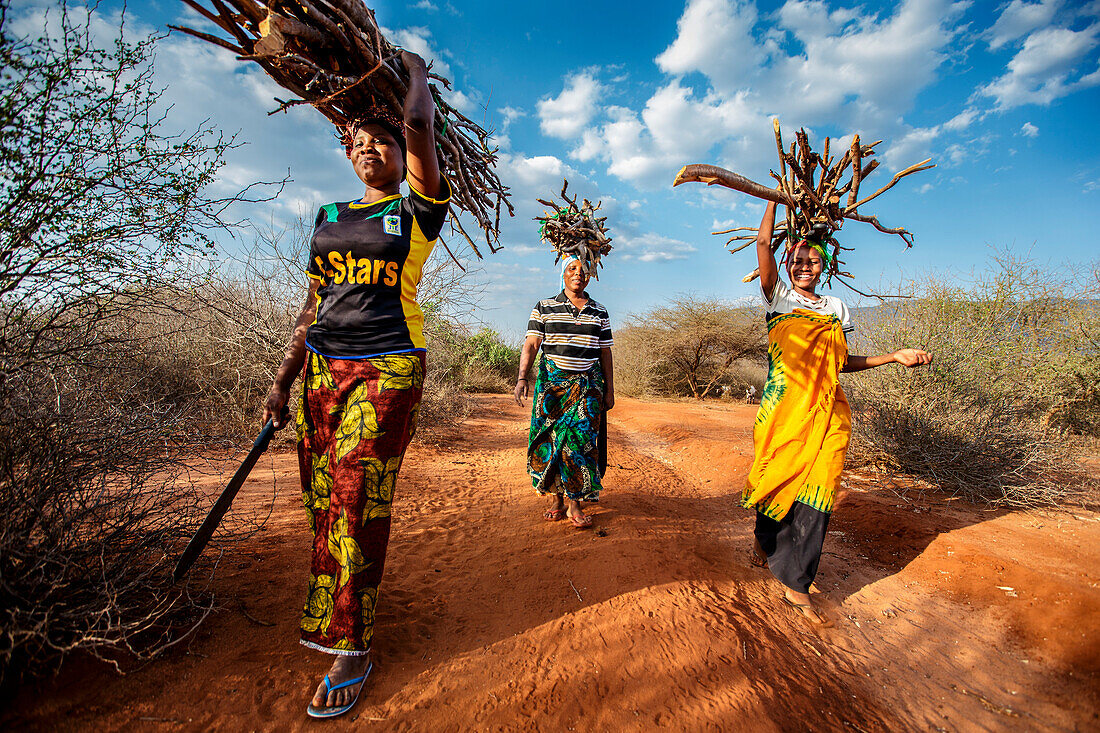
[672,119,934,295]
[171,0,512,260]
[535,180,612,277]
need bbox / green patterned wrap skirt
[528,356,607,501]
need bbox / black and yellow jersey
[305,176,451,357]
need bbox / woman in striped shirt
[514,256,615,528]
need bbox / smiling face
[787,244,824,293]
[563,259,591,294]
[350,123,404,191]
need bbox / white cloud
[980,23,1100,108]
[385,26,452,79]
[571,129,604,162]
[943,108,980,131]
[616,232,698,262]
[413,0,438,10]
[498,106,527,128]
[1021,121,1040,136]
[446,89,480,115]
[989,0,1062,49]
[653,0,965,126]
[568,81,771,189]
[537,72,603,139]
[558,0,967,190]
[498,153,575,188]
[886,125,942,169]
[655,0,763,91]
[766,0,967,124]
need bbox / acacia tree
[628,296,766,398]
[0,5,278,682]
[0,4,280,369]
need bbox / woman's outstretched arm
[756,201,779,298]
[842,348,932,373]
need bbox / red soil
[5,395,1099,731]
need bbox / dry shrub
[419,306,473,435]
[460,328,520,393]
[0,6,279,684]
[614,326,662,398]
[0,306,226,685]
[617,296,766,398]
[847,254,1099,506]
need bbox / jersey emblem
[383,214,401,236]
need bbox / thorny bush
[845,254,1099,507]
[616,297,766,399]
[0,6,276,683]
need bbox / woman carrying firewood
[261,50,448,719]
[514,254,615,529]
[745,201,931,626]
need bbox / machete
[173,413,286,581]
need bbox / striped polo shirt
[305,176,450,357]
[527,291,614,371]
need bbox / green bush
[461,328,521,393]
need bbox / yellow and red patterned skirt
[295,350,424,655]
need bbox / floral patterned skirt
[528,356,606,502]
[295,350,424,655]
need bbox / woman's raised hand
[400,49,427,73]
[893,348,933,368]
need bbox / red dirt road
[6,395,1100,731]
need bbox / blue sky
[16,0,1100,338]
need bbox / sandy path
[5,395,1099,731]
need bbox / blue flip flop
[305,661,373,719]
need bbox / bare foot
[783,590,833,628]
[310,653,371,712]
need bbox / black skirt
[754,501,830,594]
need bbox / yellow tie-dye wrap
[743,309,851,521]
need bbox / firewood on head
[672,118,935,296]
[535,179,613,279]
[172,0,513,260]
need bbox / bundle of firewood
[535,180,612,278]
[171,0,512,259]
[673,119,934,294]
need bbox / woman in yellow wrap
[745,201,931,626]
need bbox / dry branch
[172,0,512,258]
[534,179,613,278]
[673,119,935,293]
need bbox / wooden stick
[847,134,862,209]
[849,159,935,211]
[673,164,793,207]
